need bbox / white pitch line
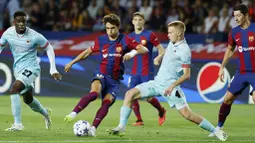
[1,140,255,143]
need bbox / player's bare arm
[154,44,165,66]
[64,48,93,72]
[219,45,235,82]
[164,67,190,96]
[123,44,148,62]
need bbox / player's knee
[125,90,135,101]
[223,92,235,104]
[23,95,33,104]
[9,81,25,94]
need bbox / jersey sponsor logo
[102,53,121,58]
[238,46,255,53]
[197,62,230,103]
[249,36,254,42]
[26,40,30,44]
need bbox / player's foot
[5,123,24,131]
[208,126,221,137]
[64,112,77,123]
[89,126,96,137]
[213,129,228,141]
[44,108,52,130]
[109,126,125,136]
[132,120,144,126]
[158,108,166,126]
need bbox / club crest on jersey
[141,40,147,45]
[249,36,254,42]
[26,40,30,43]
[116,46,122,53]
[197,62,230,103]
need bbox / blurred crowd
[1,0,255,34]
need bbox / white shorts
[135,80,188,110]
[14,67,40,94]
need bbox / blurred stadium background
[0,0,255,142]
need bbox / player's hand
[64,63,73,72]
[218,67,224,82]
[51,73,62,81]
[153,56,162,66]
[164,84,175,96]
[123,54,132,62]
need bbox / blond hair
[167,21,186,33]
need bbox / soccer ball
[73,120,91,136]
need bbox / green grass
[0,95,254,143]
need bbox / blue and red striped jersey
[128,30,160,76]
[90,33,139,80]
[229,23,255,74]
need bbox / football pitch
[0,95,254,143]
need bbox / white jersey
[155,39,191,85]
[0,26,49,72]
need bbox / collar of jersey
[173,39,186,47]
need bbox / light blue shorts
[14,67,40,94]
[135,80,188,110]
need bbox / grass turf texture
[0,95,254,143]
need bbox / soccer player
[0,11,62,131]
[109,21,228,141]
[128,12,166,126]
[208,4,255,137]
[64,14,148,136]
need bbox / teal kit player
[0,11,62,131]
[110,21,228,141]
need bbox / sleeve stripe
[42,42,49,49]
[182,64,190,68]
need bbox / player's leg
[178,106,227,141]
[64,80,102,122]
[146,97,166,126]
[129,75,144,125]
[90,93,116,136]
[22,88,52,129]
[110,81,158,135]
[5,80,25,131]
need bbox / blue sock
[199,118,216,133]
[11,94,22,124]
[28,97,48,116]
[119,106,132,127]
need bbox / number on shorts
[175,90,181,98]
[22,69,32,78]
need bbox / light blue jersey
[155,39,191,86]
[0,26,49,72]
[136,39,191,109]
[1,26,49,90]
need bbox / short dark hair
[102,14,121,27]
[133,12,145,20]
[233,4,248,15]
[14,11,27,19]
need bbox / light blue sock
[199,118,216,133]
[28,97,48,117]
[119,106,132,127]
[11,94,22,124]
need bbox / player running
[209,4,255,137]
[0,11,62,131]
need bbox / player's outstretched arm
[123,45,148,61]
[64,48,93,72]
[45,44,62,81]
[154,44,165,66]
